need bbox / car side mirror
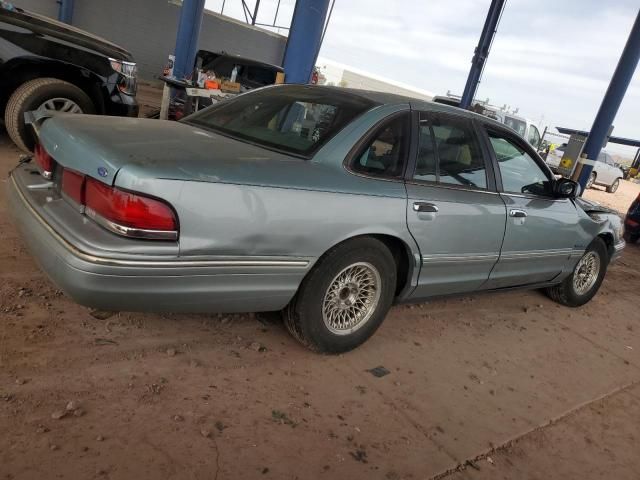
[553,178,580,199]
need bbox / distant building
[316,58,434,101]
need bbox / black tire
[586,172,596,189]
[5,78,95,152]
[284,237,397,353]
[606,178,621,193]
[545,237,609,307]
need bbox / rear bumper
[8,172,307,313]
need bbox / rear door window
[504,116,526,137]
[414,113,488,189]
[527,125,541,148]
[351,113,410,178]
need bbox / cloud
[319,0,640,150]
[205,0,640,154]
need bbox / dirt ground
[1,125,640,480]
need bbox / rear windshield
[185,87,375,157]
[504,116,526,137]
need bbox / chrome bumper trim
[86,208,178,241]
[11,175,309,269]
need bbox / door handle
[509,209,528,218]
[413,202,439,213]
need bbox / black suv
[1,5,139,151]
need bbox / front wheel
[545,238,608,307]
[284,238,397,353]
[586,172,596,189]
[606,178,621,193]
[4,78,95,152]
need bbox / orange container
[205,80,220,90]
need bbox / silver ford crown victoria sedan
[8,85,625,353]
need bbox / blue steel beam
[57,0,74,24]
[173,0,206,80]
[282,0,331,84]
[577,9,640,194]
[460,0,506,109]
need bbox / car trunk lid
[38,114,302,187]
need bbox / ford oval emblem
[97,167,108,177]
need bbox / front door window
[488,132,552,197]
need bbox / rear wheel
[545,238,608,307]
[586,172,596,189]
[284,238,396,353]
[5,78,95,152]
[606,178,621,193]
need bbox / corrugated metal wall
[14,0,287,79]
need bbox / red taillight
[59,168,177,239]
[85,177,177,232]
[34,143,54,178]
[61,169,85,205]
[626,218,639,227]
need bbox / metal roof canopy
[555,127,640,149]
[573,10,640,191]
[170,0,333,84]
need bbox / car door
[527,124,541,149]
[405,112,506,298]
[603,153,620,184]
[594,152,609,185]
[481,125,580,288]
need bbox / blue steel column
[577,9,640,193]
[57,0,74,24]
[173,0,206,80]
[282,0,331,84]
[460,0,506,109]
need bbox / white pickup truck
[546,147,624,193]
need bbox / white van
[481,108,542,149]
[431,95,542,148]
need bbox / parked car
[8,85,625,353]
[0,5,139,151]
[195,50,284,91]
[616,162,632,180]
[160,50,284,120]
[546,147,624,193]
[625,193,640,244]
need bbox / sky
[206,0,640,159]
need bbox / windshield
[504,116,526,137]
[185,87,375,157]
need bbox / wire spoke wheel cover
[573,251,601,296]
[322,262,382,335]
[37,97,83,114]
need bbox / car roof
[271,84,507,129]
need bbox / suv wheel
[5,78,95,152]
[545,237,608,307]
[586,172,596,189]
[606,178,620,193]
[284,237,397,353]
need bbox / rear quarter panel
[114,102,419,273]
[172,180,412,260]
